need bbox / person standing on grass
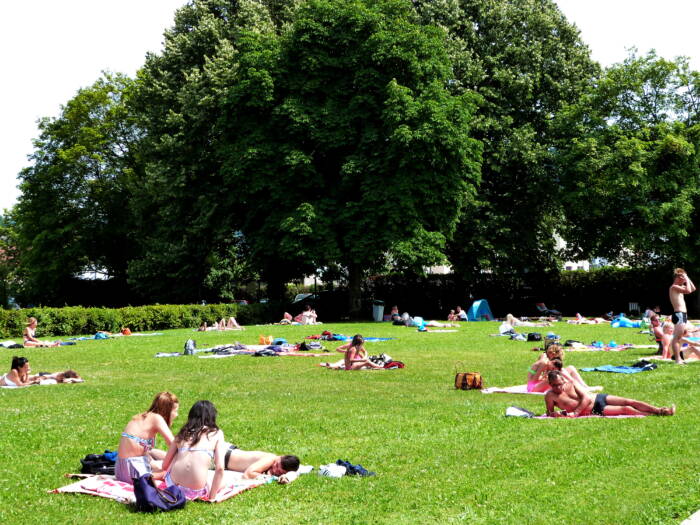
[545,371,675,417]
[669,268,696,364]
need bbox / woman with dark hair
[115,392,180,484]
[336,335,384,370]
[526,345,600,393]
[0,356,38,386]
[162,400,226,501]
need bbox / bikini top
[178,447,214,459]
[121,432,155,452]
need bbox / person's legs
[672,319,685,363]
[603,394,674,415]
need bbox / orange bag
[454,362,483,390]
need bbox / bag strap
[453,361,465,374]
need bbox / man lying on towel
[223,445,300,484]
[545,370,675,417]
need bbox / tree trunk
[347,263,363,319]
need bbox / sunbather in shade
[527,345,601,393]
[115,392,179,484]
[545,370,675,417]
[336,335,384,370]
[23,317,60,347]
[162,400,226,501]
[222,445,300,484]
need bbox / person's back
[118,413,164,459]
[168,429,222,490]
[226,450,276,475]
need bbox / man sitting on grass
[545,370,675,417]
[223,445,300,484]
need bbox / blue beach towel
[581,365,655,374]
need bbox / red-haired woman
[115,392,180,483]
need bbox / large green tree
[555,51,700,267]
[130,0,482,311]
[216,0,482,312]
[128,0,296,302]
[12,74,138,305]
[413,0,599,281]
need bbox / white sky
[1,0,699,213]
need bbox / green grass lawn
[1,320,699,524]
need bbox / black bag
[80,453,115,475]
[527,333,542,342]
[133,474,186,512]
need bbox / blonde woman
[23,317,60,347]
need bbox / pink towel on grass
[52,470,271,503]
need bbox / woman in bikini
[527,345,601,393]
[23,317,60,347]
[115,392,179,484]
[0,356,39,387]
[335,334,384,370]
[162,400,226,501]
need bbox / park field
[0,320,699,524]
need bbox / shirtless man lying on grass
[223,445,300,484]
[545,370,675,417]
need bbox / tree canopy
[8,0,700,309]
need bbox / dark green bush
[0,303,276,338]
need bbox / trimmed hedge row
[0,303,274,339]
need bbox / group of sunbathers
[116,392,300,501]
[198,317,244,331]
[0,356,82,387]
[527,344,675,417]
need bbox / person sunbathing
[115,392,179,484]
[296,305,319,325]
[545,370,674,417]
[162,400,226,501]
[0,356,40,387]
[35,369,84,384]
[567,313,607,325]
[23,317,60,347]
[222,445,300,484]
[336,334,384,370]
[680,328,700,361]
[505,313,550,327]
[527,344,601,393]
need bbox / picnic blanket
[682,508,700,524]
[481,385,546,395]
[52,470,273,504]
[646,356,700,363]
[533,414,646,419]
[306,334,394,342]
[566,343,638,352]
[581,365,655,374]
[1,378,84,389]
[199,351,330,359]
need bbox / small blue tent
[467,299,494,321]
